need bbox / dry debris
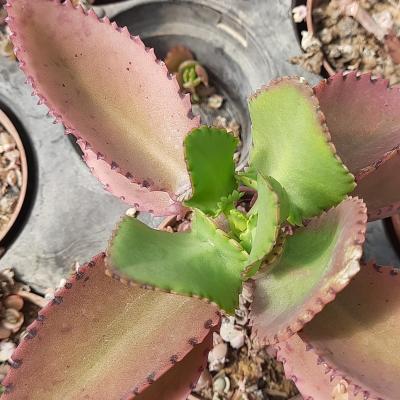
[192,283,298,400]
[292,0,400,84]
[0,268,46,393]
[0,125,22,238]
[292,5,308,23]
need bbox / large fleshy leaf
[353,149,400,220]
[184,127,238,216]
[7,0,199,200]
[82,146,186,216]
[315,72,400,220]
[135,329,213,400]
[241,174,280,279]
[2,254,220,400]
[314,71,400,176]
[278,263,400,400]
[250,77,355,225]
[276,334,359,400]
[107,210,248,314]
[250,197,367,345]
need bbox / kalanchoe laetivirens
[2,0,400,399]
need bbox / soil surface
[0,124,23,240]
[293,0,400,84]
[0,268,45,394]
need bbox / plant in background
[164,45,209,103]
[1,0,400,399]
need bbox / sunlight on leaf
[107,210,247,313]
[184,127,238,216]
[249,78,355,224]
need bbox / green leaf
[249,78,356,224]
[239,214,257,253]
[217,190,243,215]
[184,127,238,215]
[107,210,247,314]
[226,209,248,238]
[250,197,367,345]
[236,168,258,190]
[266,176,290,224]
[241,174,280,278]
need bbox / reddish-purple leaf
[278,263,400,400]
[314,72,400,219]
[135,330,212,400]
[8,0,199,202]
[2,254,219,400]
[353,149,400,220]
[276,334,359,400]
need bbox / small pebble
[292,5,307,23]
[3,294,24,311]
[207,94,224,110]
[0,340,15,362]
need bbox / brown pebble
[0,326,11,340]
[4,294,24,311]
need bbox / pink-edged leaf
[250,197,367,345]
[8,0,199,201]
[2,254,220,400]
[353,149,400,220]
[82,147,186,216]
[135,330,212,400]
[314,71,400,175]
[276,334,359,400]
[278,263,400,400]
[314,72,400,218]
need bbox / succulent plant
[2,0,400,399]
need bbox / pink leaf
[82,146,186,216]
[314,72,400,219]
[250,197,367,345]
[2,254,219,399]
[278,263,400,400]
[353,149,400,220]
[276,334,359,400]
[8,0,199,201]
[135,330,212,400]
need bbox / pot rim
[0,109,28,243]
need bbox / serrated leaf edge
[2,252,220,399]
[249,76,357,219]
[275,263,399,400]
[241,180,281,279]
[314,71,400,183]
[105,213,248,315]
[183,126,238,214]
[6,0,199,199]
[249,196,367,345]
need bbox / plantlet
[2,0,400,399]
